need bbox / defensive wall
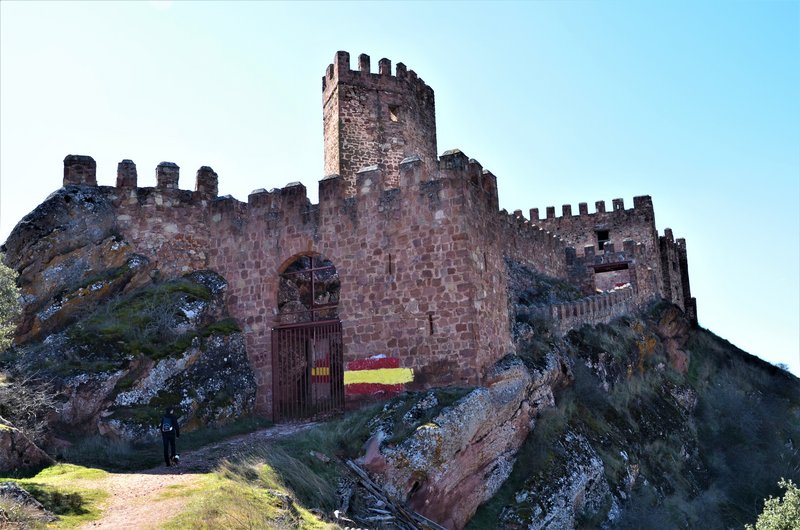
[527,285,638,336]
[60,145,577,414]
[13,51,696,418]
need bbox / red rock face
[361,355,567,529]
[0,417,54,473]
[656,304,692,373]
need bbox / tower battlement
[322,51,437,192]
[529,195,653,222]
[322,51,433,98]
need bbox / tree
[0,254,20,351]
[746,479,800,530]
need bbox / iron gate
[272,320,344,421]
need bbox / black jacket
[160,413,180,437]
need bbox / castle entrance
[272,255,344,421]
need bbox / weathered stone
[498,431,614,529]
[10,271,255,442]
[0,417,53,473]
[361,354,566,529]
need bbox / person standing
[160,407,180,466]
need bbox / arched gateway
[272,254,344,421]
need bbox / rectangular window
[596,230,610,250]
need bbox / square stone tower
[322,51,437,192]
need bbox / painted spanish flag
[344,356,414,396]
[311,358,330,382]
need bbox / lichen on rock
[361,354,566,529]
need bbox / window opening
[596,230,610,251]
[388,105,400,122]
[278,255,340,325]
[428,313,435,335]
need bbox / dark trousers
[162,433,176,465]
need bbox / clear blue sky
[2,1,798,374]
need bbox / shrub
[0,373,56,445]
[0,255,20,352]
[67,278,212,362]
[746,479,800,530]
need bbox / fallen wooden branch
[345,460,448,530]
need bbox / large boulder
[498,431,617,529]
[0,417,53,473]
[7,272,257,441]
[361,353,567,530]
[1,186,155,345]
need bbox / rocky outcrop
[499,431,616,529]
[7,272,256,441]
[469,307,733,528]
[0,481,57,524]
[361,354,567,530]
[654,303,691,373]
[0,417,53,473]
[2,186,154,345]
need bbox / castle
[19,51,695,420]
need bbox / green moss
[33,464,108,482]
[202,318,241,337]
[70,265,129,293]
[65,278,213,366]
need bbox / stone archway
[276,254,340,324]
[272,254,344,421]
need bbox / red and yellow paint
[311,358,331,382]
[344,357,413,396]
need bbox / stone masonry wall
[529,196,658,262]
[527,286,638,336]
[41,150,577,416]
[207,155,516,413]
[659,229,697,324]
[528,195,693,311]
[323,51,437,192]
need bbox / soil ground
[78,422,317,529]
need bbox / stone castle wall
[659,229,697,323]
[525,195,683,306]
[5,51,696,418]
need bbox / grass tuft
[0,464,109,528]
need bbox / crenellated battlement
[322,51,433,100]
[63,155,97,186]
[62,156,220,200]
[529,195,653,222]
[546,286,637,335]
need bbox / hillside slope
[467,301,800,529]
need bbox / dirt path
[79,422,318,530]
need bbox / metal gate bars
[271,320,344,421]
